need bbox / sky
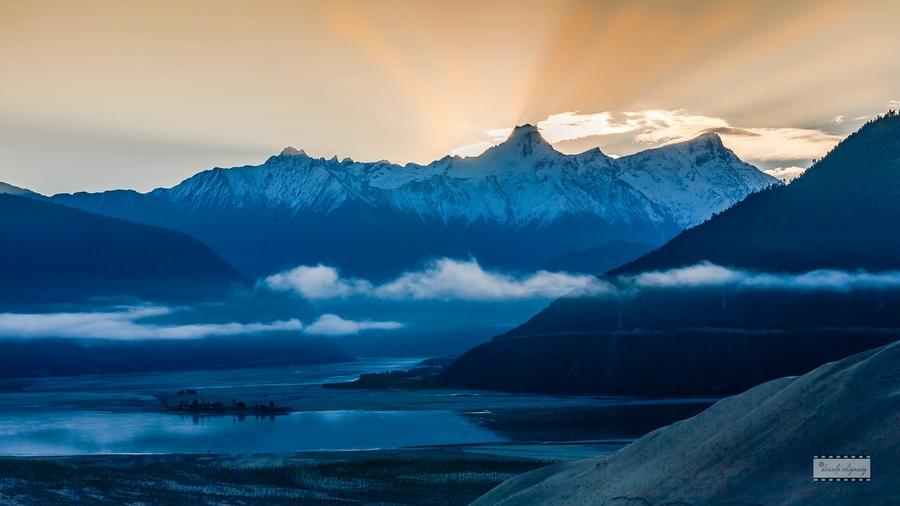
[1,0,899,194]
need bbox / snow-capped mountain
[52,126,777,278]
[616,132,775,228]
[157,125,771,226]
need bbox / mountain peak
[508,124,544,142]
[280,146,307,157]
[689,131,726,149]
[487,123,554,158]
[511,123,539,134]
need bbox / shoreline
[0,439,628,460]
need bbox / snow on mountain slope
[49,126,778,278]
[617,132,778,227]
[156,125,777,228]
[475,340,900,505]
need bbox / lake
[0,410,504,456]
[0,359,715,456]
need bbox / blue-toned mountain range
[48,126,777,279]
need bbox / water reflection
[0,410,504,456]
[462,402,714,442]
[0,359,718,457]
[178,413,281,424]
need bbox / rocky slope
[475,339,900,505]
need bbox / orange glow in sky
[1,0,898,193]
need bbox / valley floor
[0,444,608,505]
[0,359,705,504]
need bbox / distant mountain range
[48,125,776,279]
[443,113,900,396]
[0,194,246,304]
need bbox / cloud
[264,264,372,300]
[266,258,612,301]
[450,140,496,158]
[743,270,900,291]
[626,262,900,293]
[761,166,807,182]
[715,126,841,163]
[632,263,743,288]
[266,259,900,305]
[374,258,611,300]
[452,109,843,167]
[304,314,403,336]
[623,110,726,145]
[0,305,403,339]
[0,306,302,340]
[527,111,637,143]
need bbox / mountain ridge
[0,181,41,198]
[613,111,900,274]
[442,112,900,396]
[0,194,247,304]
[50,128,776,278]
[138,129,754,225]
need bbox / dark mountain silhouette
[443,112,900,396]
[0,194,247,303]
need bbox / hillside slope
[475,340,900,505]
[0,194,246,303]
